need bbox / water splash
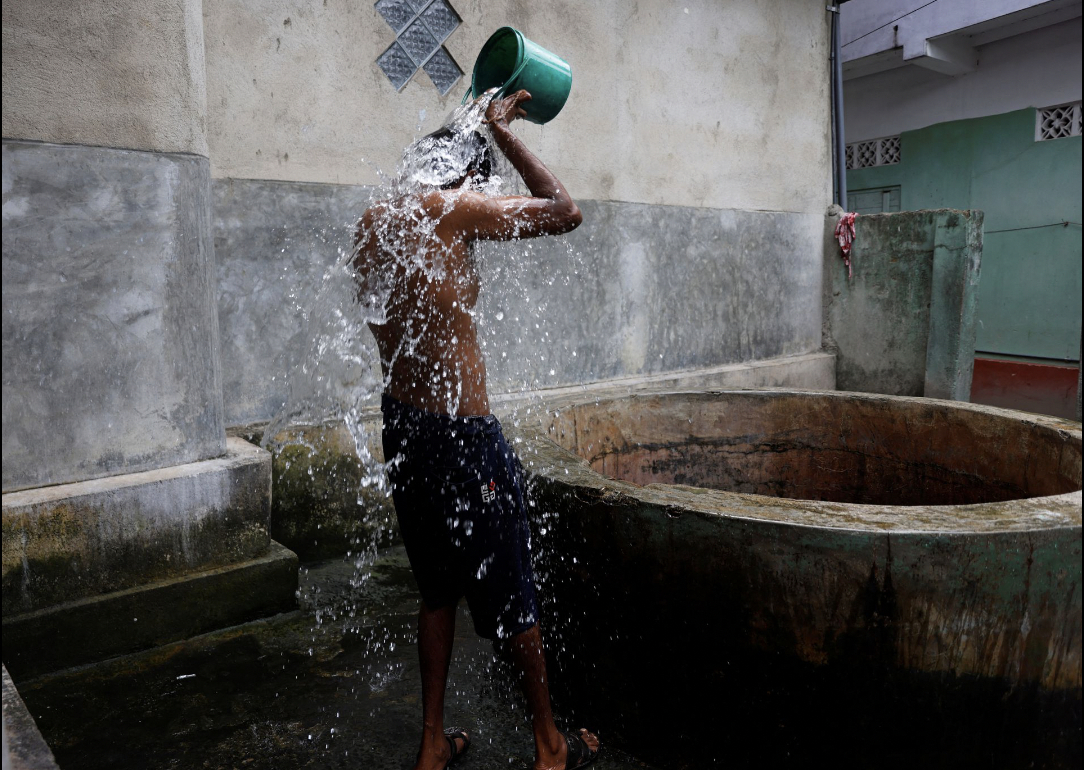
[262,90,588,714]
[264,92,511,606]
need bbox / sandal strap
[563,730,589,767]
[444,728,469,762]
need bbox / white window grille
[846,135,901,170]
[1036,102,1082,141]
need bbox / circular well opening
[541,391,1082,507]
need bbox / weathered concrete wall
[824,209,983,399]
[1,0,208,156]
[2,0,227,492]
[1,0,302,685]
[479,203,825,390]
[204,0,831,211]
[213,179,375,426]
[215,179,825,426]
[205,1,834,429]
[2,141,225,491]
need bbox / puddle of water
[16,546,655,770]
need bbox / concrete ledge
[2,541,298,682]
[2,665,58,770]
[492,351,837,411]
[2,437,272,615]
[228,354,835,560]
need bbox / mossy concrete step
[2,437,272,615]
[2,541,298,682]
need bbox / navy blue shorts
[381,394,539,640]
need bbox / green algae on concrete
[236,419,397,561]
[1,438,272,616]
[1,437,300,684]
[3,542,298,681]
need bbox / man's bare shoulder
[355,190,498,247]
[359,190,477,219]
[424,188,489,216]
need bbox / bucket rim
[471,26,524,99]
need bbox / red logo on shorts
[481,480,496,503]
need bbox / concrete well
[514,390,1082,767]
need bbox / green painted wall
[847,108,1082,362]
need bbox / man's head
[410,126,493,190]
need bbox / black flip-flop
[560,729,600,769]
[444,727,471,767]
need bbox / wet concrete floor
[16,546,655,770]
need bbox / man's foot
[535,728,601,770]
[415,728,470,770]
[443,728,471,767]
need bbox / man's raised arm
[448,90,582,241]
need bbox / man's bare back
[355,189,491,415]
[354,90,581,418]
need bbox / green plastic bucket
[470,27,572,125]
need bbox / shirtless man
[354,90,601,770]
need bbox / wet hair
[426,127,493,188]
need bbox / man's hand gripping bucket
[463,27,572,125]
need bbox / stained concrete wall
[213,179,374,425]
[215,179,825,426]
[2,142,225,491]
[0,0,299,683]
[208,1,834,426]
[1,0,228,492]
[1,0,208,156]
[204,0,831,211]
[824,209,983,400]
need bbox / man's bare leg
[415,601,469,770]
[506,623,600,770]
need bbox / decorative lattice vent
[846,135,900,170]
[375,0,463,95]
[1036,102,1082,141]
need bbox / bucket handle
[461,57,531,105]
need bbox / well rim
[511,388,1083,535]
